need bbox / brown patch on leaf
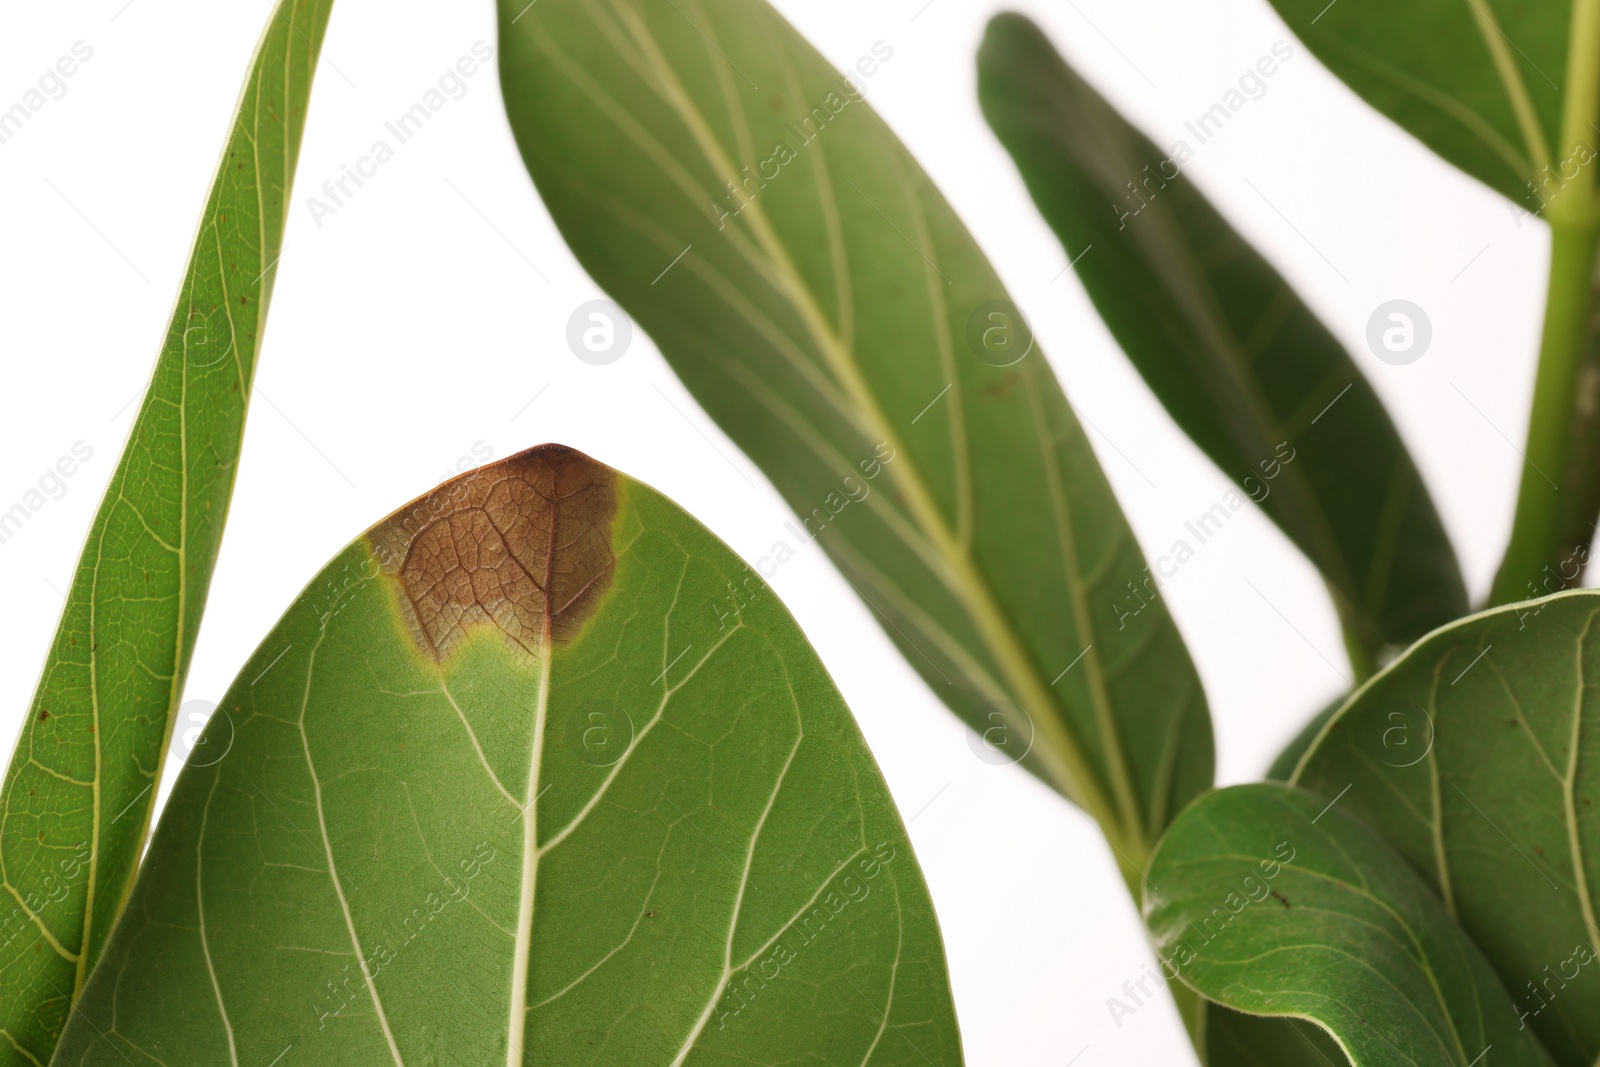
[368,445,617,663]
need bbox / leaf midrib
[593,0,1150,853]
[1461,0,1552,174]
[506,634,550,1067]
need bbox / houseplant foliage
[494,0,1214,939]
[502,0,1600,1063]
[1260,0,1600,610]
[0,0,334,1058]
[973,3,1600,1065]
[0,0,960,1063]
[974,13,1468,672]
[54,446,961,1064]
[8,0,1600,1060]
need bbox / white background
[0,0,1553,1063]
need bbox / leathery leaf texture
[1295,590,1600,1066]
[495,0,1212,881]
[53,446,961,1066]
[1146,783,1555,1067]
[0,1,332,1062]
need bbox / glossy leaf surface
[54,446,961,1066]
[977,13,1467,653]
[1146,783,1554,1067]
[0,2,332,1061]
[1296,591,1600,1066]
[495,0,1212,872]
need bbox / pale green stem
[1493,220,1600,606]
[1340,616,1376,685]
[1491,0,1600,606]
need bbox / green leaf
[1201,1001,1350,1067]
[1294,590,1600,1066]
[1208,696,1355,1067]
[976,13,1468,655]
[1262,0,1572,206]
[494,0,1212,878]
[54,446,961,1065]
[0,1,331,1061]
[1145,782,1556,1067]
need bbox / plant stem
[1339,614,1376,684]
[1492,221,1600,605]
[1492,0,1600,606]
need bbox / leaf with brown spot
[373,448,618,659]
[56,446,962,1065]
[495,0,1213,910]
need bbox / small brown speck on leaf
[370,445,618,663]
[38,710,48,722]
[1270,891,1290,908]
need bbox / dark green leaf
[55,446,962,1065]
[1296,590,1600,1065]
[0,2,332,1061]
[1202,1001,1350,1067]
[977,13,1468,653]
[494,0,1212,877]
[1146,783,1555,1067]
[1262,0,1571,206]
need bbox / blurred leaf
[1296,590,1600,1065]
[56,446,962,1064]
[1202,1001,1350,1067]
[0,2,332,1061]
[1146,783,1555,1067]
[494,0,1212,878]
[1263,0,1570,206]
[977,13,1468,654]
[1267,694,1345,781]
